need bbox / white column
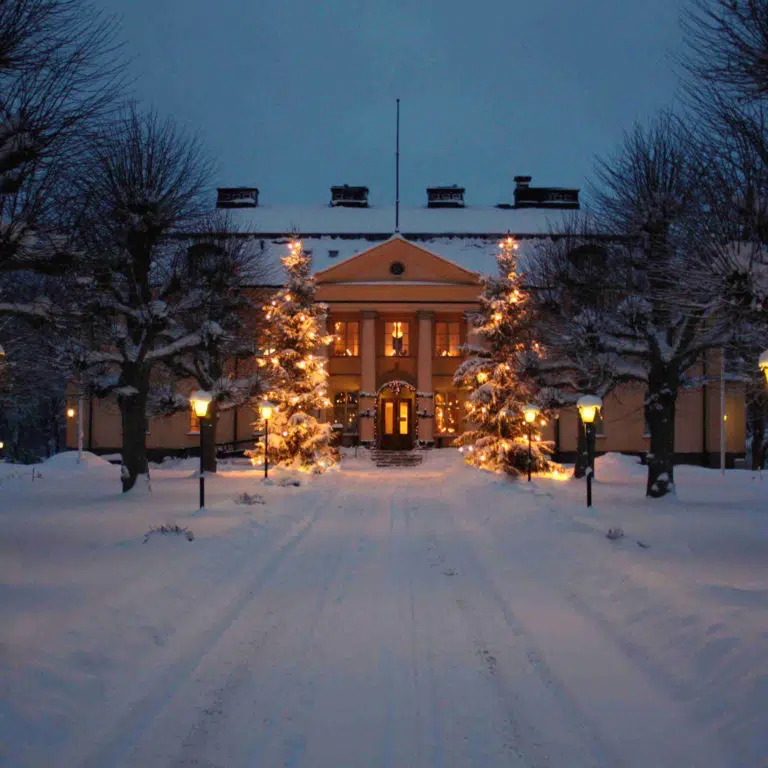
[360,311,377,445]
[417,311,434,445]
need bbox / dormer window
[330,185,369,208]
[216,187,259,208]
[427,185,465,208]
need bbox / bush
[143,524,194,543]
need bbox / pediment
[315,236,481,286]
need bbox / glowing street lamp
[66,405,85,463]
[259,400,276,479]
[759,350,768,385]
[577,395,602,507]
[522,404,540,482]
[190,390,212,510]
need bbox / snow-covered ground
[0,449,766,766]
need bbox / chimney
[513,175,580,210]
[426,185,465,208]
[330,185,369,208]
[216,187,259,208]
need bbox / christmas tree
[453,236,554,476]
[246,239,337,473]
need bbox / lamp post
[522,404,540,482]
[190,390,212,510]
[259,400,275,479]
[577,395,602,508]
[66,406,84,463]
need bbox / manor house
[68,178,747,465]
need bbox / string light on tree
[453,235,556,476]
[245,238,337,473]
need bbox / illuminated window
[333,392,359,432]
[189,410,200,434]
[435,391,461,434]
[435,321,461,357]
[384,321,409,356]
[332,320,359,356]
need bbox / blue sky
[95,0,686,207]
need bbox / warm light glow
[522,404,540,423]
[539,467,569,482]
[259,400,276,420]
[577,394,602,425]
[477,372,488,384]
[190,390,212,418]
[760,350,768,384]
[66,407,75,419]
[391,321,404,339]
[0,441,4,449]
[579,406,597,424]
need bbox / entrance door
[379,398,413,450]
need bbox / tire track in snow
[76,500,325,768]
[419,478,618,767]
[242,486,363,768]
[445,480,731,767]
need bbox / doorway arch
[376,380,417,450]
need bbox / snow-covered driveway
[2,451,763,766]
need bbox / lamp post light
[259,400,275,479]
[190,390,212,510]
[577,395,602,508]
[760,350,768,385]
[66,406,84,463]
[522,404,540,482]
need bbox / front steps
[370,450,424,468]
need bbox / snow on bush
[143,524,194,543]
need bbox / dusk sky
[95,0,686,207]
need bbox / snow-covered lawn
[0,449,766,766]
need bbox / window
[333,392,359,432]
[384,321,409,356]
[332,320,359,356]
[189,410,200,434]
[435,321,461,357]
[594,406,605,437]
[435,392,462,434]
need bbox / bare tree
[73,106,213,492]
[0,0,123,320]
[590,113,730,497]
[526,215,645,477]
[693,96,768,468]
[682,0,768,102]
[157,217,274,472]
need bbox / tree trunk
[573,419,588,478]
[118,368,150,493]
[748,386,766,471]
[645,366,678,498]
[202,403,218,473]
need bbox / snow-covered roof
[225,204,567,238]
[225,205,572,280]
[265,234,523,276]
